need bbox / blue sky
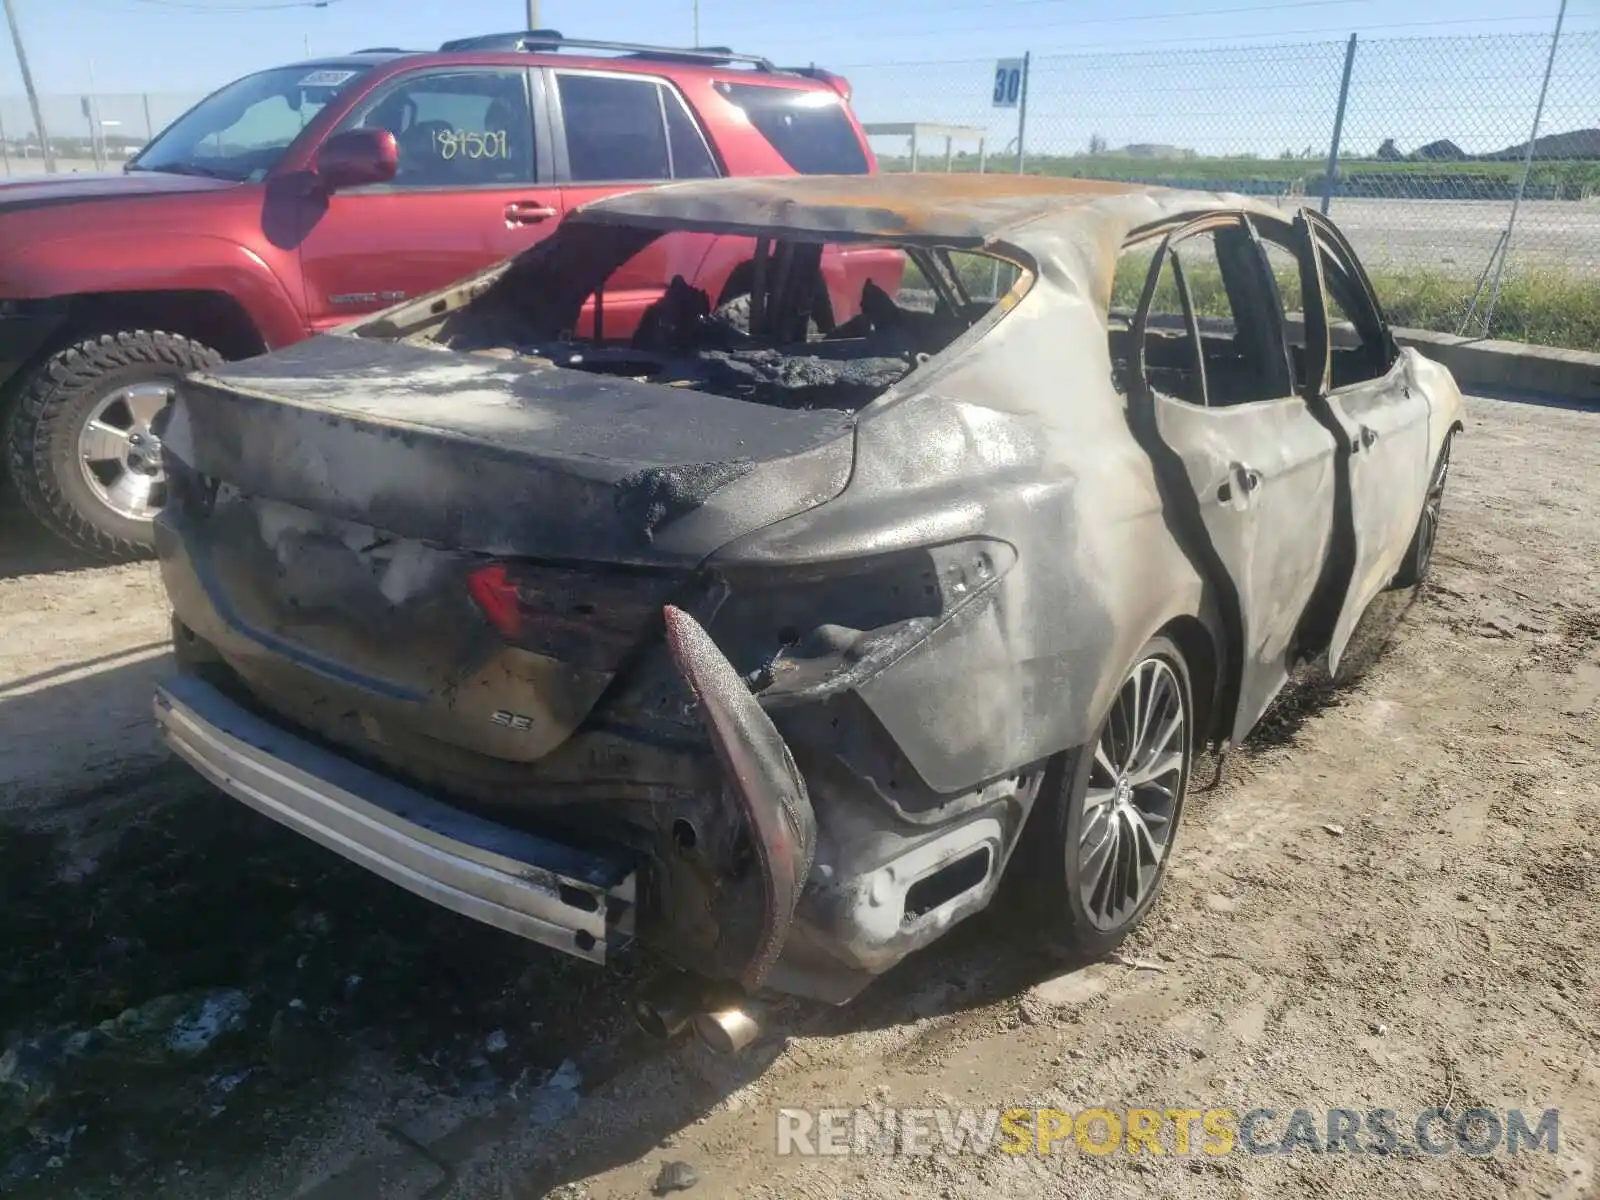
[2,0,1595,157]
[5,0,1587,93]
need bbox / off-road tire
[1017,635,1194,961]
[4,331,222,561]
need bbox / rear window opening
[396,231,1023,414]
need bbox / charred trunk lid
[156,334,854,764]
[161,334,856,564]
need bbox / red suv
[0,31,881,559]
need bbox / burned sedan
[150,175,1462,1038]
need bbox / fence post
[82,96,104,171]
[1014,50,1030,174]
[1320,33,1358,215]
[1481,0,1567,335]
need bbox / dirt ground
[1,391,1597,1199]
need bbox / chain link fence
[0,92,206,174]
[1,30,1596,342]
[853,31,1599,341]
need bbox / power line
[710,0,1378,38]
[106,0,347,11]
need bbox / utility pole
[525,0,538,30]
[694,0,700,45]
[3,0,54,174]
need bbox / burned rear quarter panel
[710,210,1216,794]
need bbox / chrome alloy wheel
[77,382,174,521]
[1414,438,1452,579]
[1076,656,1188,930]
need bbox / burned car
[150,175,1462,1043]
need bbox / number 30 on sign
[992,58,1024,108]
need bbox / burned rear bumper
[153,671,637,964]
[153,499,1034,1002]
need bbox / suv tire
[4,330,221,561]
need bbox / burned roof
[566,173,1275,248]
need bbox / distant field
[878,154,1600,198]
[2,157,109,177]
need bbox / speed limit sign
[993,58,1024,108]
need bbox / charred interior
[378,224,1011,413]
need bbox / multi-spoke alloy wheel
[1414,439,1450,576]
[1077,656,1186,930]
[1016,634,1193,958]
[1391,433,1454,589]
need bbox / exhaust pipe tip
[692,1007,760,1055]
[634,995,694,1041]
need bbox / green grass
[1376,266,1600,350]
[878,154,1600,196]
[934,243,1598,351]
[1102,252,1600,352]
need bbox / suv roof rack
[778,64,852,97]
[437,30,777,71]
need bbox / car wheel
[1021,635,1193,959]
[1388,433,1453,590]
[4,331,221,561]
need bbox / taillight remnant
[465,560,684,672]
[662,604,816,990]
[465,562,523,641]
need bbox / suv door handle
[505,202,557,226]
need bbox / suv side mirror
[316,129,398,190]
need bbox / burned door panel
[1320,360,1431,673]
[1151,396,1339,740]
[1127,215,1342,745]
[1295,210,1433,674]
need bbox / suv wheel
[1017,635,1194,960]
[4,331,221,561]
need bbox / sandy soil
[1,392,1596,1199]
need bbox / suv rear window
[558,74,719,183]
[716,83,868,175]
